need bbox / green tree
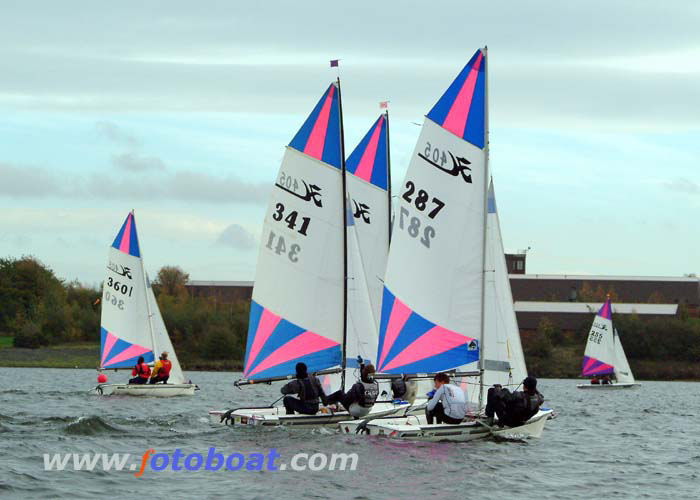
[154,266,190,298]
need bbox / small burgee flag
[379,101,388,109]
[330,59,339,67]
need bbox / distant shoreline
[1,342,699,381]
[0,343,243,372]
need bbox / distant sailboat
[340,48,552,441]
[577,297,640,389]
[209,84,404,426]
[95,211,195,396]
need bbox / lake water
[1,367,698,499]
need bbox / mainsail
[242,83,347,381]
[345,113,391,335]
[376,48,487,375]
[581,298,616,376]
[100,212,155,369]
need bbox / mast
[478,46,490,410]
[135,210,158,362]
[337,77,349,392]
[385,110,392,244]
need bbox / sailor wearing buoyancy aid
[485,376,544,427]
[149,351,172,384]
[326,360,380,418]
[128,356,151,385]
[280,362,328,415]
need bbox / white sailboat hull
[209,401,414,428]
[95,383,196,397]
[576,383,641,390]
[338,408,552,442]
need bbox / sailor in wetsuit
[325,359,379,418]
[485,376,544,427]
[280,362,328,415]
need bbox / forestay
[100,213,155,369]
[243,83,345,380]
[581,298,616,376]
[376,49,487,375]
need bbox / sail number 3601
[106,277,133,297]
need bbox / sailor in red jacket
[128,356,151,385]
[149,352,172,384]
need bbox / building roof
[186,280,254,287]
[513,301,678,315]
[510,274,698,283]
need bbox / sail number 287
[398,207,435,248]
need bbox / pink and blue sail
[581,299,615,376]
[346,114,389,190]
[375,288,479,374]
[244,86,345,379]
[426,48,486,149]
[111,212,140,258]
[243,301,342,379]
[100,327,154,369]
[100,212,151,368]
[289,83,342,169]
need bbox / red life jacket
[160,359,172,376]
[134,362,150,378]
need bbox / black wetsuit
[326,379,379,416]
[485,386,544,427]
[280,376,327,415]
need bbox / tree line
[0,257,248,367]
[2,256,698,376]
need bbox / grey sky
[1,1,698,282]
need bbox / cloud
[112,152,166,172]
[0,162,64,197]
[1,2,699,130]
[215,224,256,250]
[0,161,269,204]
[664,177,700,195]
[96,121,141,148]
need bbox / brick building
[185,258,699,334]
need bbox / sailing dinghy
[94,212,195,397]
[577,297,640,390]
[339,48,551,441]
[209,86,405,426]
